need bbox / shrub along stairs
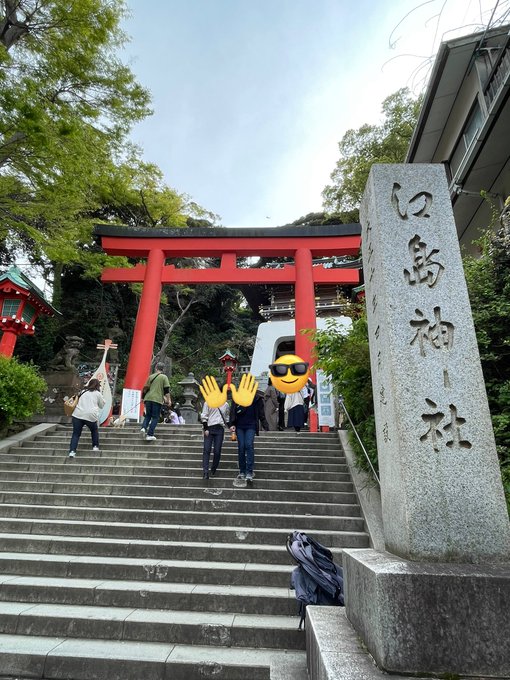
[0,423,370,679]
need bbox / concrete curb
[0,422,59,454]
[338,430,385,552]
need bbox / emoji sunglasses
[269,362,309,377]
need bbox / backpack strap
[298,602,306,630]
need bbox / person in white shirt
[284,386,308,433]
[68,378,106,458]
[201,399,230,479]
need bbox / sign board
[316,369,336,428]
[121,388,142,422]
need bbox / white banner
[316,370,336,428]
[121,388,142,422]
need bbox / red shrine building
[0,266,59,357]
[93,223,362,394]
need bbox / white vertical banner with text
[121,388,142,422]
[316,370,335,428]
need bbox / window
[449,100,484,179]
[2,299,21,317]
[21,303,36,324]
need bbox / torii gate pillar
[294,247,316,365]
[124,248,164,388]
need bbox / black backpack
[286,530,344,629]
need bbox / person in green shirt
[140,362,171,441]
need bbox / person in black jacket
[229,393,269,482]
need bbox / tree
[0,0,151,275]
[312,312,377,475]
[322,88,422,222]
[463,224,510,511]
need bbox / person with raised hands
[228,373,269,485]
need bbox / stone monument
[41,335,84,418]
[342,164,510,677]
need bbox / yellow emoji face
[269,354,310,394]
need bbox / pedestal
[343,548,510,677]
[40,370,82,418]
[180,405,198,424]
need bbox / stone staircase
[0,423,370,679]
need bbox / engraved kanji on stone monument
[404,235,444,287]
[391,183,433,219]
[420,398,471,452]
[410,306,454,357]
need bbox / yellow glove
[199,375,228,408]
[230,373,258,407]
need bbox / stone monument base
[40,370,83,418]
[180,405,198,424]
[343,548,510,678]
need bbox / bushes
[312,313,378,476]
[0,355,47,436]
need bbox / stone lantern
[177,372,200,424]
[219,350,239,388]
[0,266,60,357]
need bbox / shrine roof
[0,265,59,314]
[93,223,361,239]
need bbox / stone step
[36,425,339,437]
[0,533,343,564]
[0,480,359,503]
[0,632,305,679]
[0,574,298,615]
[1,447,349,473]
[18,441,345,456]
[31,430,341,444]
[0,470,354,492]
[0,503,365,531]
[0,461,353,482]
[0,490,362,517]
[0,423,366,678]
[0,517,370,547]
[0,601,305,649]
[0,553,296,588]
[49,423,339,448]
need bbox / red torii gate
[93,223,361,393]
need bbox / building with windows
[406,23,510,251]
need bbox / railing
[338,396,380,485]
[484,40,510,111]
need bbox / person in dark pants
[68,379,105,458]
[229,394,269,482]
[277,389,286,431]
[201,400,230,479]
[140,363,171,441]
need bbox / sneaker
[92,446,100,452]
[145,435,157,441]
[246,473,253,482]
[236,473,246,480]
[68,451,76,458]
[210,468,216,477]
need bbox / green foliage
[322,88,422,221]
[463,227,510,511]
[0,354,47,433]
[312,313,378,475]
[0,0,153,276]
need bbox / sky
[119,1,509,228]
